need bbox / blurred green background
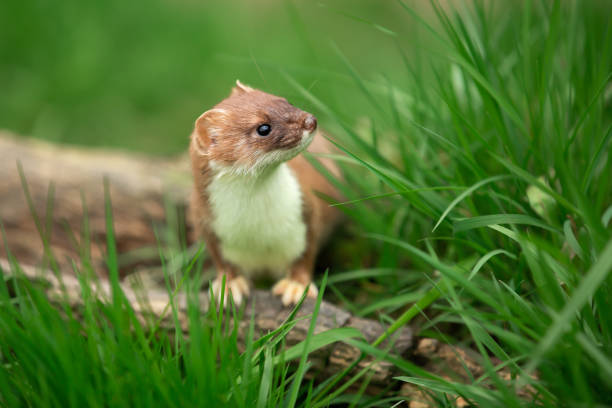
[0,0,425,155]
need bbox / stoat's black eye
[256,124,271,136]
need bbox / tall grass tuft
[296,1,612,406]
[0,177,357,407]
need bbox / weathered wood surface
[0,131,192,272]
[0,132,413,388]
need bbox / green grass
[0,182,362,407]
[0,0,412,154]
[2,0,612,407]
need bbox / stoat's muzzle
[303,114,317,133]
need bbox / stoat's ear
[230,79,254,97]
[194,108,228,148]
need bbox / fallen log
[0,131,191,273]
[0,131,413,390]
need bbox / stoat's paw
[211,275,250,307]
[272,278,318,306]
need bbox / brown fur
[189,81,341,305]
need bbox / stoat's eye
[256,124,271,136]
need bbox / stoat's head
[192,80,317,175]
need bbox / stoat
[189,80,341,306]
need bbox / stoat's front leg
[202,228,250,307]
[211,267,250,307]
[272,242,318,306]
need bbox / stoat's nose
[303,114,317,132]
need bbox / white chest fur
[207,163,307,276]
